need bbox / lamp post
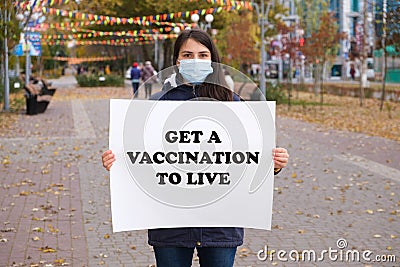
[154,33,159,68]
[251,0,273,99]
[300,54,305,84]
[190,13,214,32]
[3,1,11,111]
[174,26,181,34]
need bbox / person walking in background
[130,62,141,98]
[350,64,356,80]
[141,61,156,99]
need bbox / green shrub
[75,75,124,87]
[265,82,286,104]
[249,82,286,103]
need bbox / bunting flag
[43,55,123,64]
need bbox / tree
[1,0,24,110]
[296,0,332,98]
[300,11,340,106]
[380,0,400,111]
[0,1,23,52]
[221,12,258,70]
[275,19,298,108]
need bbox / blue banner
[28,32,42,56]
[13,44,23,56]
[12,32,42,56]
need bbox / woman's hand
[273,147,289,169]
[102,150,116,171]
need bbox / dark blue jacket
[148,78,243,248]
[150,77,241,101]
[130,67,141,81]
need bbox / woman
[102,29,289,267]
[141,61,156,99]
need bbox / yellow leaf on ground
[54,258,65,264]
[40,246,57,253]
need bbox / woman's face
[176,38,211,66]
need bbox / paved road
[0,76,399,266]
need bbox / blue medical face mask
[178,59,213,84]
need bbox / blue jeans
[154,247,236,267]
[132,82,139,98]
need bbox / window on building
[351,0,359,12]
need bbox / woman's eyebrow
[180,50,210,54]
[180,50,194,54]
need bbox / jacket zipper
[192,84,197,98]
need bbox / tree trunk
[380,53,387,111]
[359,0,369,107]
[379,0,387,112]
[320,61,325,108]
[359,57,366,107]
[142,45,151,63]
[313,64,319,96]
[163,39,173,69]
[287,57,292,109]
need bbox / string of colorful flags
[43,38,156,47]
[41,31,176,40]
[19,3,251,26]
[29,21,191,32]
[22,0,253,10]
[41,33,178,41]
[17,0,253,48]
[43,55,124,64]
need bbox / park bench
[38,79,57,96]
[23,79,55,115]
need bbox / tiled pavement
[0,77,399,266]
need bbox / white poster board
[109,99,276,232]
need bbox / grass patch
[278,91,400,141]
[281,98,336,107]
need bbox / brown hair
[173,29,233,101]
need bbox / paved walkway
[0,77,399,266]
